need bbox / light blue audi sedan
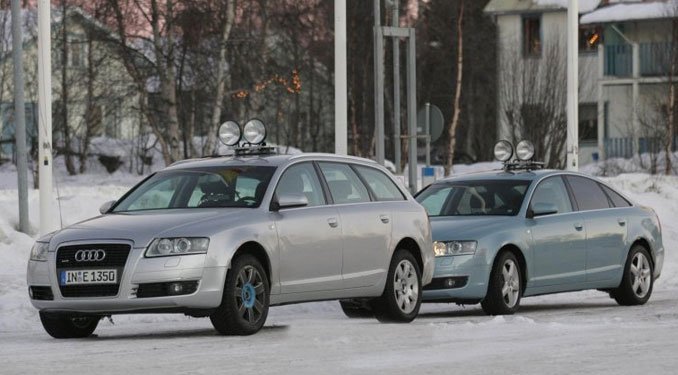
[415,140,664,315]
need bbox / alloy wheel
[393,259,419,314]
[501,259,520,308]
[630,252,651,299]
[235,265,266,324]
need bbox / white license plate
[60,269,118,285]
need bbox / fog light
[168,282,184,295]
[444,278,456,288]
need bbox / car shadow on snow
[418,301,619,319]
[86,324,289,341]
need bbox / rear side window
[354,166,405,201]
[600,184,631,207]
[565,175,610,211]
[319,162,371,204]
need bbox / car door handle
[327,218,339,228]
[617,218,626,226]
[379,215,390,224]
[574,222,584,231]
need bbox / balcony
[604,42,671,78]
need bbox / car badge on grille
[74,249,107,262]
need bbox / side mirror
[271,193,308,211]
[99,200,115,214]
[529,202,558,218]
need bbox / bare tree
[444,0,464,175]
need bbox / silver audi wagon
[27,122,433,338]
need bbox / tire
[39,312,99,339]
[339,299,374,318]
[481,251,522,315]
[210,254,270,335]
[611,245,654,306]
[370,249,422,323]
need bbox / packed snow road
[1,289,678,374]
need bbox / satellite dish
[417,104,444,142]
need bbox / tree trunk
[444,1,464,176]
[206,0,236,155]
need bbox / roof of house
[484,0,601,15]
[581,0,678,24]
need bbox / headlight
[515,140,535,161]
[493,140,513,162]
[243,119,267,144]
[145,237,210,258]
[218,121,241,146]
[433,241,477,256]
[30,242,49,262]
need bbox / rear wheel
[210,254,270,335]
[39,312,99,339]
[339,299,373,318]
[612,245,654,306]
[481,251,522,315]
[371,249,422,323]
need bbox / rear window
[354,166,405,201]
[565,175,610,211]
[600,184,632,208]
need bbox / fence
[604,136,678,159]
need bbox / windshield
[112,166,276,212]
[415,179,531,217]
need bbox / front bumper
[422,254,490,302]
[27,246,226,314]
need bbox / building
[0,7,140,161]
[485,0,677,166]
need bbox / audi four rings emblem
[74,249,107,262]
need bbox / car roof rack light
[494,140,544,171]
[217,119,277,157]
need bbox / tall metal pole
[334,0,348,155]
[407,29,417,193]
[566,0,579,171]
[374,0,385,165]
[38,0,55,235]
[11,0,29,233]
[392,2,401,173]
[425,102,431,167]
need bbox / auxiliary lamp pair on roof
[218,119,268,147]
[494,140,543,170]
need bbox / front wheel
[210,254,270,335]
[481,251,522,315]
[371,249,422,323]
[39,312,99,339]
[611,245,654,306]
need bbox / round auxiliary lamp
[493,140,543,171]
[217,119,274,156]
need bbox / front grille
[56,243,131,298]
[29,286,54,300]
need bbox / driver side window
[275,163,326,207]
[530,176,572,215]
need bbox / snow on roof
[581,0,678,24]
[534,0,601,13]
[485,0,601,14]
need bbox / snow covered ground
[0,161,677,374]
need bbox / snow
[581,0,678,24]
[0,160,677,373]
[534,0,601,13]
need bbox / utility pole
[566,0,579,171]
[334,0,348,155]
[38,0,55,235]
[11,0,29,233]
[392,1,401,173]
[374,0,385,165]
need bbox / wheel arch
[395,237,423,273]
[629,237,654,267]
[231,241,272,287]
[494,244,528,293]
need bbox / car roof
[162,152,379,171]
[434,168,572,183]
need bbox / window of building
[579,26,602,53]
[68,35,87,68]
[579,103,597,143]
[523,15,541,57]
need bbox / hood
[429,216,514,241]
[49,208,250,249]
